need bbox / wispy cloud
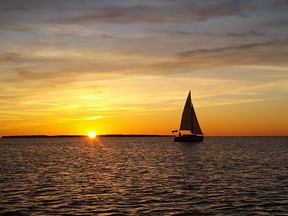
[153,38,288,72]
[44,0,288,25]
[50,0,244,24]
[179,38,288,57]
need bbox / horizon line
[1,134,172,138]
[1,134,287,138]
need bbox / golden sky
[1,0,288,136]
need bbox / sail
[179,92,193,130]
[191,103,203,134]
[179,91,203,135]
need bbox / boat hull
[174,134,204,142]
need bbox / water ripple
[1,137,287,215]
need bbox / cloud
[271,0,288,8]
[0,0,88,11]
[47,0,288,25]
[50,0,246,24]
[177,38,288,66]
[85,116,103,120]
[138,37,288,80]
[0,52,22,62]
[225,30,267,37]
[263,20,288,29]
[180,37,287,54]
[1,0,288,28]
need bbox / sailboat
[173,91,204,142]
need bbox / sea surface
[0,136,287,215]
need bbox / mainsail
[179,91,203,134]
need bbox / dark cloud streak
[148,38,288,74]
[1,0,288,26]
[179,38,288,58]
[51,0,245,24]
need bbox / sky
[1,0,288,136]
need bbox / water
[0,137,287,215]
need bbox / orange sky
[1,0,288,136]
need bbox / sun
[88,131,97,138]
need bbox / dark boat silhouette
[173,91,204,142]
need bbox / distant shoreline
[1,134,172,138]
[2,135,287,139]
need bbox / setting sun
[88,131,97,138]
